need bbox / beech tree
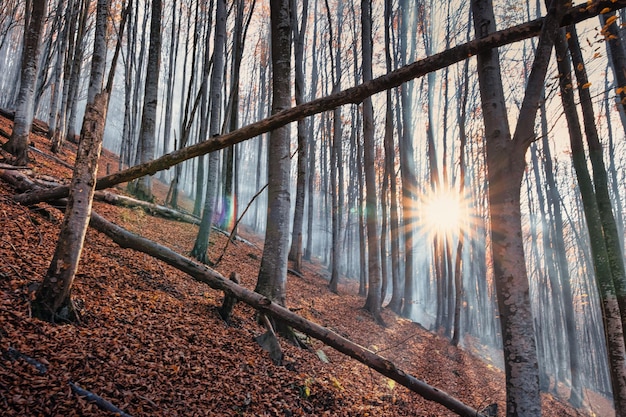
[288,0,309,274]
[32,0,113,321]
[132,0,162,201]
[326,0,344,293]
[254,0,292,310]
[191,0,226,264]
[470,0,566,414]
[361,0,383,322]
[3,0,46,165]
[554,24,626,414]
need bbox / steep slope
[0,114,603,416]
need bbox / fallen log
[12,0,625,207]
[94,191,201,225]
[87,212,486,417]
[1,168,485,416]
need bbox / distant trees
[3,0,46,165]
[3,1,626,413]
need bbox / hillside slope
[0,115,603,416]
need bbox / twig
[70,382,133,417]
[214,183,267,266]
[28,145,74,169]
[376,333,422,355]
[0,257,23,279]
[0,163,29,170]
[6,347,47,374]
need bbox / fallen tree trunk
[94,191,201,225]
[86,212,487,417]
[2,167,485,416]
[12,0,625,207]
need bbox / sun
[418,186,468,237]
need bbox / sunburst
[418,186,469,238]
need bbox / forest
[1,0,626,416]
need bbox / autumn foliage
[0,115,601,416]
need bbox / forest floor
[0,114,613,416]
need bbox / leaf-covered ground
[0,115,610,416]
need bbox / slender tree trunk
[62,0,88,147]
[361,0,383,323]
[554,27,626,415]
[3,0,46,165]
[86,0,109,105]
[567,24,626,340]
[451,44,470,347]
[191,0,225,264]
[160,0,179,182]
[289,0,308,273]
[398,0,417,319]
[132,0,162,201]
[254,0,292,311]
[384,0,402,314]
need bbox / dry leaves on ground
[0,115,604,416]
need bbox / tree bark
[132,0,161,201]
[471,0,567,414]
[12,0,626,206]
[3,0,46,165]
[32,92,110,321]
[190,0,225,264]
[81,210,486,417]
[254,0,292,311]
[288,0,308,273]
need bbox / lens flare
[418,186,468,238]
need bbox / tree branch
[13,0,625,206]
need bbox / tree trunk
[61,0,89,148]
[254,0,292,311]
[554,27,626,415]
[13,0,626,206]
[32,92,110,321]
[471,0,567,414]
[159,0,178,182]
[567,24,626,342]
[3,0,46,165]
[398,0,417,319]
[86,0,109,105]
[288,0,308,273]
[132,0,162,201]
[383,0,402,315]
[191,0,224,264]
[361,0,383,323]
